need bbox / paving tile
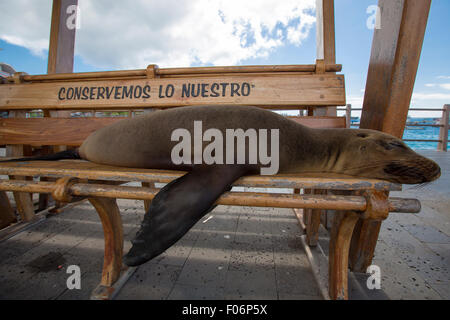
[116,263,182,300]
[168,283,225,300]
[224,268,277,300]
[372,240,442,300]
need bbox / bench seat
[0,160,420,299]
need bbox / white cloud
[1,0,316,69]
[437,76,450,79]
[412,92,450,100]
[439,83,450,90]
[0,0,52,57]
[424,83,450,90]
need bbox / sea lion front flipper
[123,165,248,266]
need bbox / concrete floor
[0,150,448,300]
[0,201,321,300]
[372,150,450,299]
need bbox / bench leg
[349,190,389,272]
[349,220,382,272]
[7,143,35,222]
[328,211,359,300]
[305,190,326,246]
[89,197,134,299]
[141,182,152,212]
[306,208,322,246]
[11,187,35,222]
[0,191,16,229]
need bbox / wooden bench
[0,62,420,300]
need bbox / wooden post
[315,0,337,117]
[351,0,431,273]
[438,105,449,152]
[46,0,78,119]
[41,0,78,210]
[345,104,352,128]
[47,0,78,74]
[360,0,431,138]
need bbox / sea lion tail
[0,149,81,163]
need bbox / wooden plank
[0,74,346,110]
[0,118,126,146]
[0,161,402,191]
[288,116,346,128]
[360,0,431,138]
[0,179,420,212]
[0,116,346,146]
[14,64,343,83]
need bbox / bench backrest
[0,116,346,147]
[0,61,346,147]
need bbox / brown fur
[79,105,440,184]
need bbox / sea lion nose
[433,165,441,180]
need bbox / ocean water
[351,117,448,151]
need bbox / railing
[338,104,449,152]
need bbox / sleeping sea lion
[1,105,441,266]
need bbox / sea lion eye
[376,140,407,151]
[389,141,407,149]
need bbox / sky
[1,0,449,117]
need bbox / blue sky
[1,0,449,117]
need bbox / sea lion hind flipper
[123,165,247,267]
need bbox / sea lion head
[333,129,441,184]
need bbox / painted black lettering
[97,87,105,99]
[82,87,89,100]
[122,85,133,99]
[90,87,97,100]
[210,83,220,97]
[220,83,229,97]
[182,84,190,98]
[231,83,240,97]
[143,85,151,99]
[241,82,251,96]
[58,87,66,100]
[74,87,81,100]
[134,85,143,98]
[66,87,74,100]
[191,84,200,97]
[201,83,209,97]
[114,86,122,99]
[158,85,164,98]
[105,87,114,99]
[166,84,174,98]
